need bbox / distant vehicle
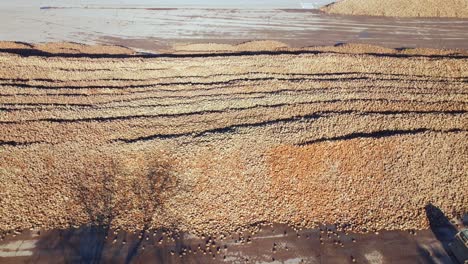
[449,229,468,263]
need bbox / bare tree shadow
[123,157,177,264]
[33,154,178,264]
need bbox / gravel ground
[0,42,467,236]
[322,0,468,18]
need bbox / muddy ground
[1,7,468,51]
[0,221,464,264]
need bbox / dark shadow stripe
[1,48,467,59]
[114,113,325,143]
[3,116,466,146]
[113,110,466,144]
[298,128,466,146]
[72,87,468,107]
[0,102,95,107]
[1,71,465,83]
[45,88,465,110]
[1,76,465,91]
[1,84,466,104]
[0,71,364,82]
[0,76,377,90]
[0,140,40,147]
[1,98,466,124]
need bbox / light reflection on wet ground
[0,7,467,51]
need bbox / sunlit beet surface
[0,41,467,236]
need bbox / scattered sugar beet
[0,42,467,235]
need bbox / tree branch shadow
[33,153,178,264]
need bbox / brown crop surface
[0,41,467,235]
[322,0,468,18]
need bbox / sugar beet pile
[0,42,467,234]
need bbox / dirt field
[0,41,467,236]
[322,0,468,18]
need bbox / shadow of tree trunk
[124,157,176,264]
[33,153,177,264]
